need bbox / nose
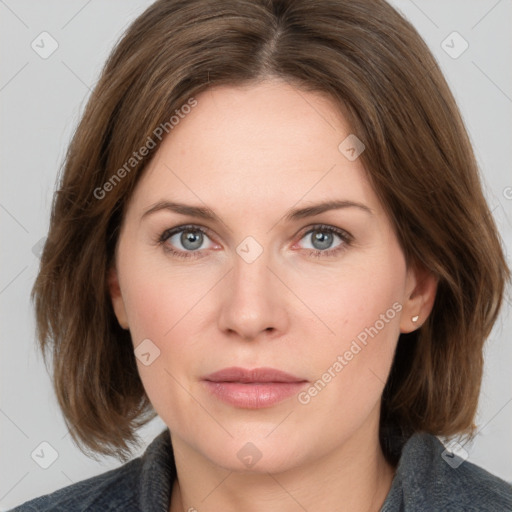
[217,246,289,341]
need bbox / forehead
[127,81,379,218]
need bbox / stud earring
[411,315,419,323]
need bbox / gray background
[1,0,511,508]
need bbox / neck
[169,416,396,512]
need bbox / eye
[158,225,217,259]
[296,224,352,257]
[157,223,352,260]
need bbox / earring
[411,315,419,323]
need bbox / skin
[109,80,437,512]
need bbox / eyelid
[296,223,353,242]
[159,224,215,243]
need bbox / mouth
[202,367,308,409]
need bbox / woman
[13,0,511,510]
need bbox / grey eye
[310,230,335,250]
[180,229,203,250]
[166,228,207,251]
[300,228,343,252]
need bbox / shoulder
[9,429,175,512]
[384,432,512,512]
[10,458,143,512]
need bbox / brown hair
[32,0,509,462]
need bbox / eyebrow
[140,199,373,223]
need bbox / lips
[202,367,308,409]
[203,366,306,384]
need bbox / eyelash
[157,224,353,260]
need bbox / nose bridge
[217,235,288,340]
[230,236,274,307]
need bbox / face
[109,80,433,473]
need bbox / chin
[199,436,306,475]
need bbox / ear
[107,266,129,330]
[400,261,438,333]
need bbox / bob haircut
[32,0,509,463]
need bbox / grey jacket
[11,429,512,511]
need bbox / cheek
[120,267,202,429]
[117,249,218,406]
[298,244,406,401]
[120,249,208,345]
[303,250,405,349]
